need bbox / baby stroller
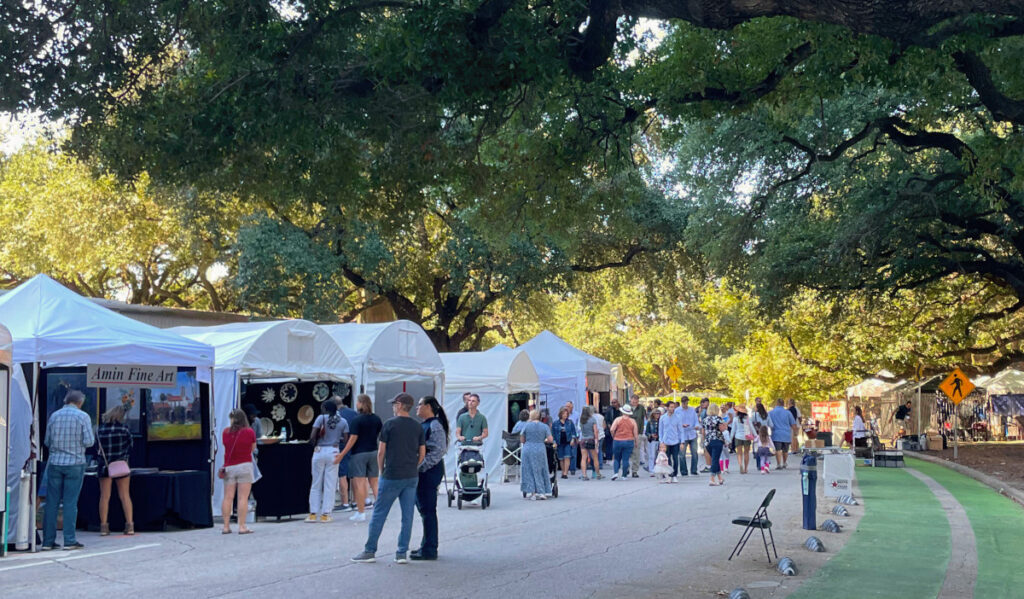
[502,431,522,483]
[447,444,491,510]
[521,441,559,498]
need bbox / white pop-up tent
[518,330,612,420]
[486,344,576,419]
[0,274,216,550]
[169,320,356,516]
[441,350,539,478]
[0,324,11,554]
[322,320,444,416]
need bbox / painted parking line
[0,543,161,572]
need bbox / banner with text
[88,364,177,388]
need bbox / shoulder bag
[97,430,131,479]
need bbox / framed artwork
[105,386,142,434]
[147,371,201,441]
[46,372,98,426]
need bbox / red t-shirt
[222,427,256,467]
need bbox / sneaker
[611,473,620,480]
[410,550,437,561]
[364,499,374,507]
[349,512,366,522]
[394,553,408,564]
[670,476,678,483]
[701,466,711,473]
[631,472,639,478]
[40,545,57,551]
[351,551,376,563]
[537,494,548,500]
[320,514,333,523]
[62,542,85,551]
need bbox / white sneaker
[537,494,547,500]
[611,473,620,480]
[530,494,538,501]
[670,476,678,483]
[349,512,366,522]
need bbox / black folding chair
[728,488,778,563]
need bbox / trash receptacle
[817,432,833,447]
[801,453,817,531]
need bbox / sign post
[938,368,975,461]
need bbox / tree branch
[952,50,1024,124]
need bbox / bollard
[728,589,752,599]
[832,505,850,517]
[801,453,817,531]
[804,536,826,552]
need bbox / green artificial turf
[787,466,950,599]
[907,458,1024,598]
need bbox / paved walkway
[788,457,1024,599]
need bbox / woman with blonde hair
[335,394,383,522]
[97,404,134,535]
[701,403,727,487]
[221,409,256,534]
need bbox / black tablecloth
[78,470,213,532]
[252,442,313,518]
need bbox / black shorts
[773,441,790,452]
[582,439,596,450]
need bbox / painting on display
[147,371,201,441]
[105,386,142,434]
[46,372,98,426]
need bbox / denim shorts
[223,463,253,484]
[337,452,352,477]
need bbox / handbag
[97,432,131,479]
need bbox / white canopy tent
[0,274,216,549]
[322,320,444,416]
[169,320,356,516]
[486,344,577,419]
[0,325,11,553]
[985,369,1024,395]
[440,351,539,478]
[517,330,612,421]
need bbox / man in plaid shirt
[42,390,95,550]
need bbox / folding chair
[728,488,778,563]
[501,431,522,483]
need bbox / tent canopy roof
[985,369,1024,395]
[846,371,901,398]
[486,344,575,391]
[517,330,611,375]
[0,323,11,367]
[0,274,214,367]
[322,320,443,377]
[441,350,539,394]
[169,320,354,381]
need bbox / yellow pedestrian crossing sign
[666,363,682,381]
[939,368,974,404]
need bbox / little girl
[756,427,773,474]
[719,425,732,473]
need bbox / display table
[77,470,213,532]
[252,442,314,519]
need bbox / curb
[905,451,1024,509]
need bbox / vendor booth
[486,344,577,421]
[986,369,1024,440]
[441,350,540,478]
[518,330,612,420]
[0,275,217,550]
[169,320,356,519]
[322,320,444,417]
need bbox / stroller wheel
[522,492,527,498]
[552,484,558,498]
[447,491,453,508]
[457,495,463,510]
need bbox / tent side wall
[442,388,508,482]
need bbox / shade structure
[169,320,356,516]
[441,350,540,479]
[322,320,444,416]
[517,330,612,420]
[846,371,900,399]
[985,369,1024,395]
[0,274,215,368]
[486,344,577,419]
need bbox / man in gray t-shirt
[352,393,425,564]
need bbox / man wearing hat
[352,393,425,564]
[628,395,647,477]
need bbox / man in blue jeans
[678,399,701,476]
[42,390,95,550]
[352,393,425,564]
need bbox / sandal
[222,528,232,534]
[100,523,110,536]
[125,522,135,536]
[238,529,254,534]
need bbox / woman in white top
[732,407,752,474]
[852,406,869,448]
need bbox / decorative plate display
[271,404,287,421]
[332,382,347,397]
[261,388,276,403]
[298,405,315,425]
[312,382,330,402]
[259,417,274,435]
[280,383,298,403]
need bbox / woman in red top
[221,409,257,534]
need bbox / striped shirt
[45,405,95,466]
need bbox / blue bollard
[801,453,817,531]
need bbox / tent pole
[917,385,922,441]
[30,362,39,553]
